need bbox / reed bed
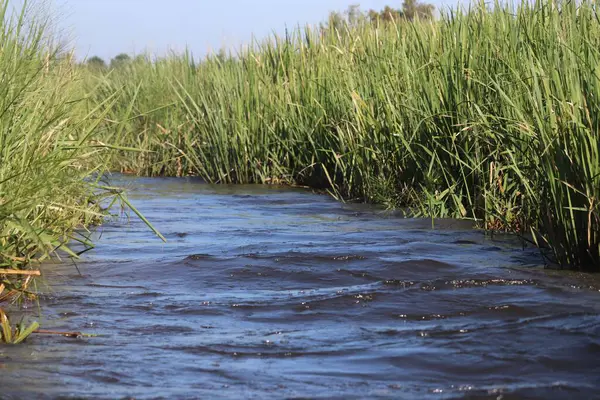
[0,1,143,343]
[87,0,599,271]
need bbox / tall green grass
[0,1,142,342]
[87,0,599,270]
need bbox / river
[1,176,599,399]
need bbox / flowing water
[1,176,600,399]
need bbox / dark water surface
[2,176,600,399]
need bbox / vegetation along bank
[86,1,599,271]
[0,0,156,342]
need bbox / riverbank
[0,1,136,342]
[85,0,599,271]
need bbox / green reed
[86,0,599,271]
[0,0,159,343]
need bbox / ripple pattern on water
[2,175,600,400]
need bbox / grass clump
[86,0,599,271]
[0,1,141,343]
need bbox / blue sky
[19,0,451,61]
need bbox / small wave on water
[1,175,599,399]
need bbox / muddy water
[1,176,600,399]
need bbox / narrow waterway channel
[2,175,599,399]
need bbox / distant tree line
[368,0,435,22]
[324,1,435,32]
[86,53,132,70]
[86,2,434,70]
